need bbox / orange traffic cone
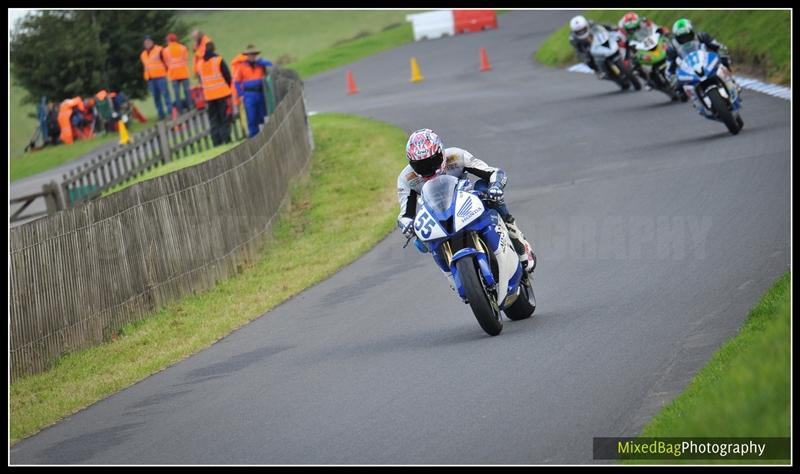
[479,47,492,72]
[346,70,359,95]
[410,57,424,83]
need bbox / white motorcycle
[589,25,642,91]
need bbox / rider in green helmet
[667,18,740,116]
[666,18,732,76]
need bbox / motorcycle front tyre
[456,256,503,336]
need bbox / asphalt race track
[10,11,790,464]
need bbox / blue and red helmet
[406,128,445,178]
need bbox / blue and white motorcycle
[675,47,743,135]
[408,174,536,336]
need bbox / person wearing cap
[198,41,234,146]
[140,35,172,120]
[233,45,273,138]
[162,32,192,113]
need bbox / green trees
[10,10,187,103]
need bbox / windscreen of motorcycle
[421,174,459,218]
[636,34,667,65]
[679,49,716,81]
[639,33,659,51]
[677,39,702,57]
[592,25,609,44]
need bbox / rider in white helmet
[568,15,618,77]
[397,129,537,279]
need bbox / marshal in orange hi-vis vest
[140,45,167,80]
[57,97,86,145]
[163,41,190,81]
[230,53,248,106]
[199,56,232,101]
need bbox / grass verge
[9,112,407,445]
[535,10,790,84]
[288,23,414,79]
[101,141,240,196]
[627,272,791,464]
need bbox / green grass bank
[535,10,790,84]
[630,272,791,464]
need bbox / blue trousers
[148,77,172,119]
[243,90,267,138]
[171,78,192,113]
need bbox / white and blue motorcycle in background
[408,174,536,336]
[675,47,743,135]
[589,25,642,91]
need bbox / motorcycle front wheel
[707,87,741,135]
[456,256,503,336]
[620,61,642,90]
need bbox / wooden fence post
[266,75,277,116]
[157,120,172,163]
[42,181,64,215]
[303,94,315,151]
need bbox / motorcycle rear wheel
[504,276,536,321]
[456,257,503,336]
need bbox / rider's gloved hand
[398,217,414,238]
[487,184,504,202]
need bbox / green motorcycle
[630,30,687,101]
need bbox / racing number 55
[415,211,435,239]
